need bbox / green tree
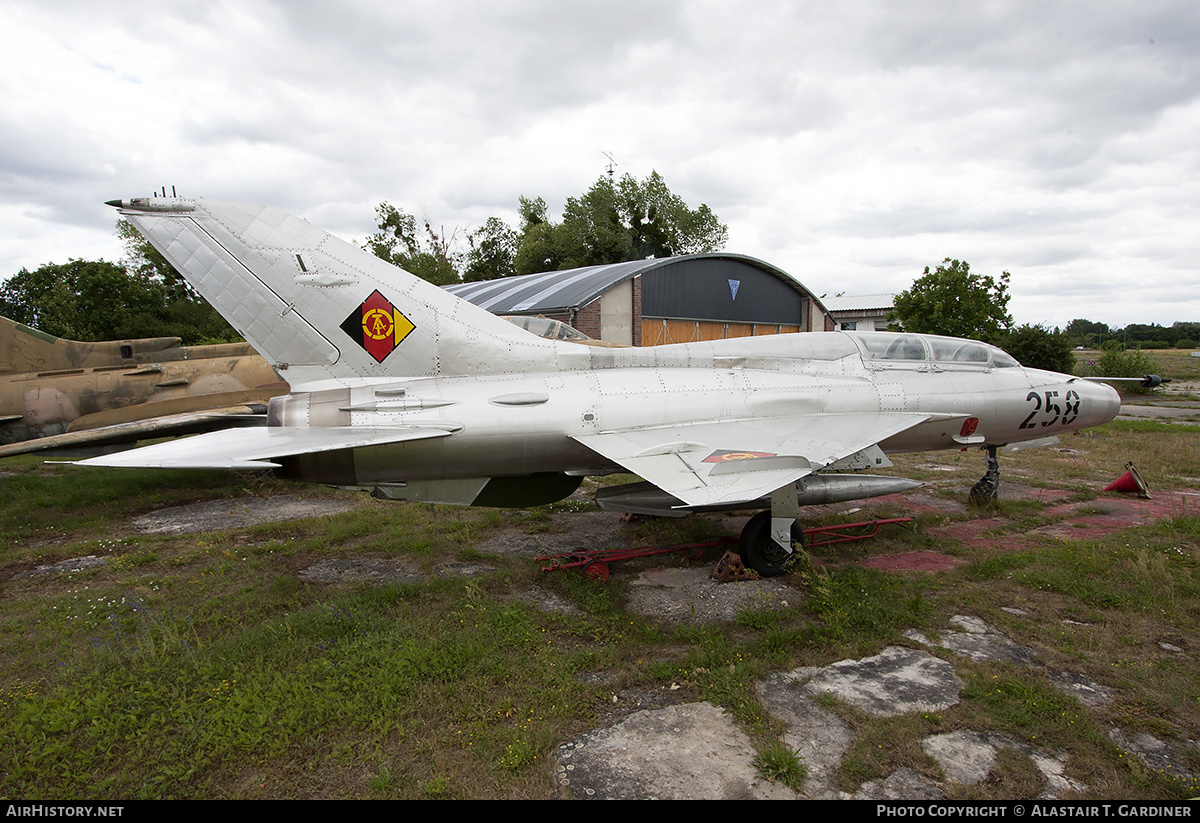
[1065,316,1108,345]
[366,203,461,285]
[0,259,168,341]
[462,217,519,282]
[0,221,242,345]
[555,175,634,269]
[368,172,728,281]
[616,170,727,258]
[996,324,1075,373]
[1098,346,1159,394]
[513,196,562,275]
[513,171,728,275]
[117,219,191,303]
[891,258,1013,342]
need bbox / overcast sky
[2,0,1198,330]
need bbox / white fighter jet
[75,197,1122,575]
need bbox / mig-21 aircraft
[70,196,1123,575]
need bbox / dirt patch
[858,551,964,572]
[298,557,426,584]
[625,567,796,625]
[810,482,1200,570]
[131,494,360,535]
[472,511,636,558]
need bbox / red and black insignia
[340,290,415,363]
[702,450,776,463]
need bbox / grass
[2,413,1200,798]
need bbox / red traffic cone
[1104,462,1150,499]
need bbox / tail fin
[0,313,185,374]
[109,197,564,388]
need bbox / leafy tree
[0,221,242,344]
[117,219,191,304]
[555,175,635,269]
[0,259,168,341]
[996,324,1075,373]
[367,172,728,281]
[462,217,519,282]
[891,258,1013,343]
[366,203,461,285]
[1172,321,1200,344]
[513,172,728,275]
[616,171,727,258]
[512,196,562,275]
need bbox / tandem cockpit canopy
[845,331,1020,369]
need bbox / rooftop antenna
[602,152,618,179]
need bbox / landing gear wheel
[738,511,804,577]
[968,475,999,506]
[969,445,1001,507]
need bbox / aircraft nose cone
[1088,380,1122,426]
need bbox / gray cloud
[0,0,1197,329]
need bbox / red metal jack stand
[538,517,913,582]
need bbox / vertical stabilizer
[109,198,565,387]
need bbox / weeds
[92,592,200,663]
[754,739,807,789]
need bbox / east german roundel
[340,290,415,363]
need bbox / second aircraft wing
[63,425,460,470]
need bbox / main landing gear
[738,511,804,577]
[737,485,806,577]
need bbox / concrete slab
[853,767,943,800]
[553,701,798,800]
[757,673,854,798]
[797,646,963,718]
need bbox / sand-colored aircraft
[71,196,1122,575]
[0,314,287,457]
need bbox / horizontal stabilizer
[0,406,268,459]
[62,425,458,470]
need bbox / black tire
[738,511,804,577]
[968,476,999,506]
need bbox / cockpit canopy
[846,331,1019,368]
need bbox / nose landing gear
[969,445,1000,506]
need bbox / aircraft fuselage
[268,332,1119,493]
